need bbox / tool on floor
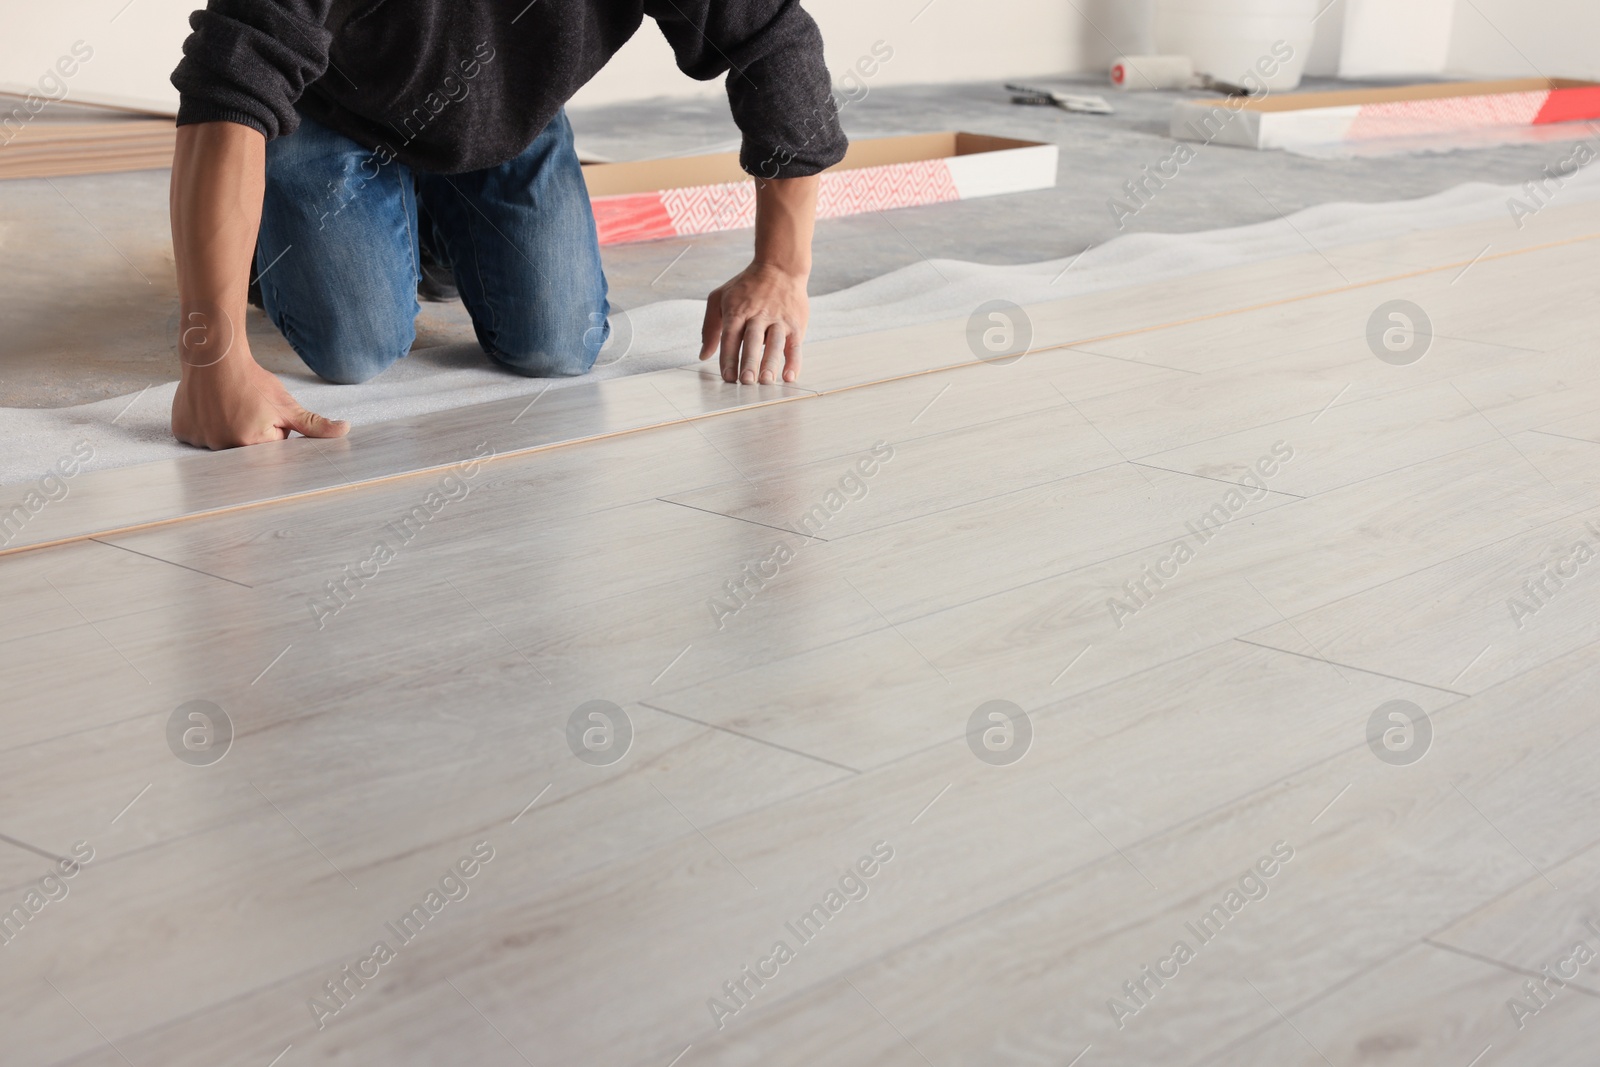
[1194,73,1254,96]
[1004,84,1114,115]
[1109,55,1253,96]
[1110,55,1194,91]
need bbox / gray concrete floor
[0,78,1570,408]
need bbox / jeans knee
[285,316,414,385]
[309,358,389,386]
[491,343,599,379]
[485,312,605,378]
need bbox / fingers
[719,317,744,383]
[758,323,786,385]
[705,269,806,383]
[699,292,723,363]
[739,320,766,384]
[716,317,798,384]
[782,327,804,384]
[283,406,351,440]
[241,378,345,443]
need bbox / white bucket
[1154,0,1317,91]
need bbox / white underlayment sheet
[4,166,1599,489]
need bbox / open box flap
[582,131,1049,197]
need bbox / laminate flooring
[2,199,1600,1067]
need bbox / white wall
[4,0,1596,119]
[1304,0,1596,80]
[1339,0,1456,78]
[0,0,192,113]
[1446,0,1600,79]
[1302,1,1349,77]
[571,0,1104,108]
[2,0,1110,114]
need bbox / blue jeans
[258,111,609,384]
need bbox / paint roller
[1110,55,1252,95]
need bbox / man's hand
[170,122,346,449]
[700,173,819,385]
[700,262,809,384]
[172,354,349,450]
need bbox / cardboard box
[1171,78,1600,151]
[0,122,1061,244]
[583,132,1060,245]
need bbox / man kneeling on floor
[167,0,847,448]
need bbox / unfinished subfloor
[3,191,1600,1065]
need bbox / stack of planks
[0,97,174,180]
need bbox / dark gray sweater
[171,0,848,177]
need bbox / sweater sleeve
[170,0,337,140]
[645,0,848,179]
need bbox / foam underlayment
[5,166,1598,490]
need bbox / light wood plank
[1203,942,1595,1067]
[5,196,1600,1067]
[649,643,1600,1066]
[1237,432,1600,694]
[0,369,811,555]
[661,402,1126,540]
